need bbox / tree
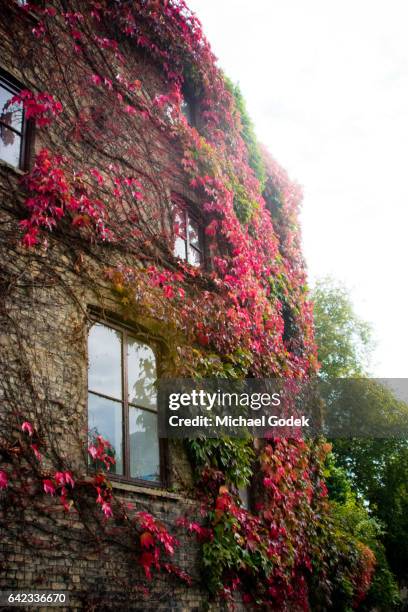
[312,277,373,378]
[312,277,406,607]
[325,452,401,610]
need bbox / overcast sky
[188,0,408,377]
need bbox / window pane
[129,407,160,482]
[173,207,186,239]
[188,217,200,248]
[128,339,157,410]
[0,84,23,132]
[174,235,187,260]
[188,245,202,267]
[88,323,122,399]
[181,98,194,125]
[88,393,123,475]
[238,486,250,509]
[0,125,21,167]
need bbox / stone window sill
[111,479,194,503]
[0,159,26,177]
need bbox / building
[0,2,371,610]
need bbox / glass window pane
[129,407,160,482]
[128,339,157,410]
[238,486,250,509]
[181,98,194,125]
[188,217,200,248]
[0,126,21,168]
[88,323,122,399]
[88,393,123,475]
[188,245,202,267]
[0,83,23,132]
[174,235,187,260]
[173,207,186,239]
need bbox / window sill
[85,474,194,502]
[0,159,26,177]
[111,479,192,501]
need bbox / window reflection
[129,407,160,481]
[181,96,195,126]
[238,486,250,510]
[173,205,203,266]
[0,126,21,167]
[88,324,122,399]
[174,235,187,260]
[0,86,23,131]
[0,74,24,168]
[174,207,186,239]
[88,393,123,475]
[128,339,156,410]
[188,244,202,267]
[188,218,200,248]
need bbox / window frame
[87,315,167,489]
[0,68,33,171]
[173,202,206,269]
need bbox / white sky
[187,0,408,377]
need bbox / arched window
[87,321,161,484]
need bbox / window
[88,321,161,484]
[174,206,203,267]
[0,71,26,169]
[181,95,195,126]
[238,485,251,510]
[15,0,44,7]
[180,80,198,127]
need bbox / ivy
[187,437,254,489]
[227,79,267,190]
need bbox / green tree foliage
[312,277,373,378]
[325,453,401,610]
[334,436,408,583]
[312,277,404,608]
